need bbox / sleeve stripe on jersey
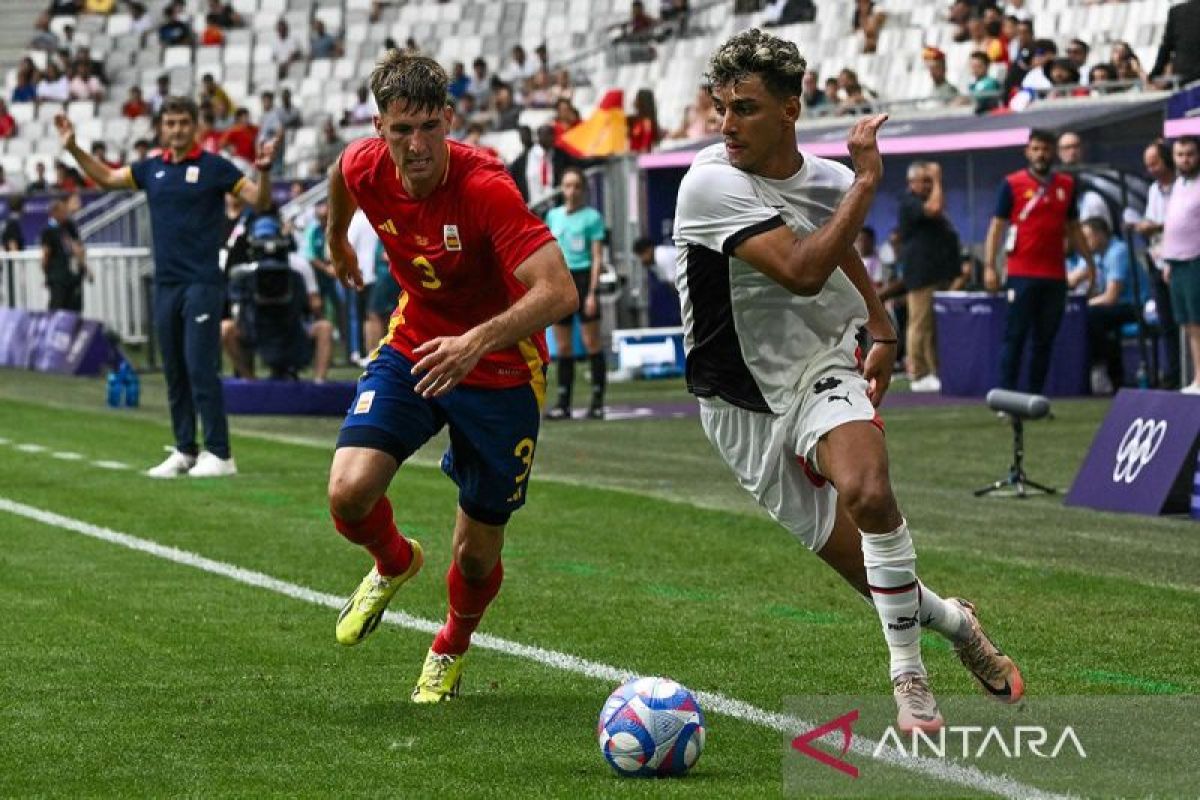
[721,215,785,256]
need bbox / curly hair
[705,28,807,99]
[369,50,449,115]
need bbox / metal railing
[0,247,154,343]
[78,191,151,247]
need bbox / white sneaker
[1181,383,1200,396]
[910,374,942,393]
[188,451,238,478]
[146,449,197,479]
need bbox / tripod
[974,415,1056,498]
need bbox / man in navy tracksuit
[56,97,274,477]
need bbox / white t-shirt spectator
[347,209,379,287]
[272,32,304,63]
[525,144,554,207]
[37,75,70,103]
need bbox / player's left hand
[863,341,895,407]
[410,334,485,398]
[584,292,597,318]
[254,139,276,172]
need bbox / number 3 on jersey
[411,256,441,290]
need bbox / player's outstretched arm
[55,114,132,190]
[325,159,363,290]
[410,241,577,398]
[732,114,888,296]
[235,139,277,212]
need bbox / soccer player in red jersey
[324,51,577,703]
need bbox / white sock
[917,580,967,641]
[861,521,925,680]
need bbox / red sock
[431,559,503,656]
[331,496,413,578]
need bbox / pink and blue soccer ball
[597,676,706,777]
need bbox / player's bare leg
[580,317,606,419]
[413,508,506,703]
[328,448,423,645]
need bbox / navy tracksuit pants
[155,283,230,459]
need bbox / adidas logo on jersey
[377,219,398,235]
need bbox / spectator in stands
[835,68,875,115]
[199,74,232,115]
[1004,17,1036,91]
[619,0,657,43]
[627,88,662,153]
[72,45,107,87]
[1089,63,1119,94]
[967,51,1001,113]
[158,3,194,47]
[897,161,960,392]
[68,62,105,102]
[310,18,341,59]
[854,225,886,291]
[467,57,492,109]
[130,138,151,163]
[448,62,469,100]
[763,0,817,27]
[0,166,14,194]
[150,74,171,115]
[27,163,49,193]
[272,18,305,79]
[129,1,153,42]
[54,161,82,193]
[553,98,582,138]
[526,68,554,109]
[984,129,1096,394]
[1021,40,1058,93]
[257,91,287,175]
[535,43,550,74]
[920,47,960,108]
[89,141,120,170]
[49,0,79,15]
[1070,216,1144,393]
[3,197,24,250]
[490,83,522,132]
[40,198,88,312]
[1150,0,1200,88]
[553,69,574,102]
[1131,139,1180,386]
[206,0,242,29]
[278,88,302,130]
[121,85,148,118]
[1057,131,1113,229]
[668,85,719,141]
[0,101,16,139]
[311,117,343,176]
[948,0,971,42]
[1065,39,1090,82]
[502,45,535,97]
[12,60,39,104]
[1109,41,1148,90]
[853,0,885,53]
[982,12,1008,66]
[200,15,226,47]
[220,107,258,164]
[1163,135,1200,394]
[343,86,374,126]
[36,64,70,104]
[823,76,841,103]
[29,13,60,52]
[197,109,222,152]
[801,70,829,114]
[661,0,690,36]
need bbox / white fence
[0,248,154,343]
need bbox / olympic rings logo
[1112,417,1167,484]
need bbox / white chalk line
[0,496,1071,800]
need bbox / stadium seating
[0,0,1188,182]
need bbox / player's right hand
[329,236,363,291]
[53,115,76,150]
[983,265,1000,293]
[847,114,888,184]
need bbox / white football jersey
[673,144,868,414]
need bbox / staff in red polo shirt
[984,129,1096,393]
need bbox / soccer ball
[597,676,706,777]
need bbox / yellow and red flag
[560,89,628,157]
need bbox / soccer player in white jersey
[673,29,1024,733]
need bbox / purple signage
[1065,389,1200,516]
[0,309,114,375]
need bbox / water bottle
[123,362,140,407]
[106,367,123,408]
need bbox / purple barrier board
[934,292,1088,397]
[0,309,114,375]
[1065,389,1200,516]
[223,378,357,416]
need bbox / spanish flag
[560,89,628,157]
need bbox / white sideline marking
[92,460,130,471]
[51,452,85,461]
[0,497,1070,800]
[16,443,48,453]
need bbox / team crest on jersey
[377,219,398,235]
[185,166,200,183]
[444,224,462,251]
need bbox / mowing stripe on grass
[0,496,1070,800]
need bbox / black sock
[556,358,574,409]
[589,352,606,406]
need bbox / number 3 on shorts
[509,437,535,502]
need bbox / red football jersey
[340,137,556,388]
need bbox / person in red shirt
[627,88,662,153]
[325,51,576,703]
[0,99,16,139]
[984,129,1096,392]
[218,107,258,162]
[121,86,148,119]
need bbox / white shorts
[698,368,878,552]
